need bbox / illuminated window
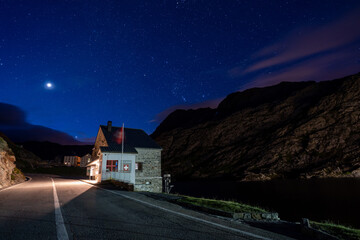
[135,162,143,171]
[106,160,118,172]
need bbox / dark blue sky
[0,0,359,144]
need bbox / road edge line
[51,178,69,240]
[0,176,32,192]
[80,180,272,240]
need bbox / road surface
[0,175,306,240]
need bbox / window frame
[106,160,118,172]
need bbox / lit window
[106,160,118,172]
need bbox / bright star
[45,82,54,89]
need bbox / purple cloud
[0,102,84,145]
[243,48,360,89]
[241,7,360,74]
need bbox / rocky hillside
[0,132,41,170]
[152,73,360,181]
[0,137,25,188]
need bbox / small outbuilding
[87,121,162,192]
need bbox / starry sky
[0,0,359,144]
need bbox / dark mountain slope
[152,73,360,181]
[152,81,315,138]
[19,141,93,161]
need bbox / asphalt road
[0,175,306,240]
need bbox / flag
[113,125,125,144]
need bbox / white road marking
[51,178,69,240]
[81,181,272,240]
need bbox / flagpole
[121,123,124,178]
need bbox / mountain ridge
[152,72,360,181]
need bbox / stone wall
[92,128,107,160]
[134,178,162,193]
[134,148,162,192]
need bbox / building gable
[92,127,108,160]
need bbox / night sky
[0,1,359,144]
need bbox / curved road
[0,175,305,240]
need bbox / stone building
[87,121,162,192]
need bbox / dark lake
[173,178,360,228]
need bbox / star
[45,82,54,89]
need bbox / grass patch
[13,167,22,175]
[311,221,360,240]
[24,166,86,177]
[11,167,24,181]
[176,195,267,214]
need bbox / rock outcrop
[152,73,360,181]
[0,137,25,188]
[0,132,41,169]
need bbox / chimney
[107,121,112,132]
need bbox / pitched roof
[99,125,161,154]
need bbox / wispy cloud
[78,136,96,144]
[150,98,223,123]
[242,7,360,74]
[244,48,360,89]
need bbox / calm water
[173,178,360,228]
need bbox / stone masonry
[134,148,162,192]
[92,128,107,160]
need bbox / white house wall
[100,152,136,184]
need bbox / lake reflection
[173,178,360,228]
